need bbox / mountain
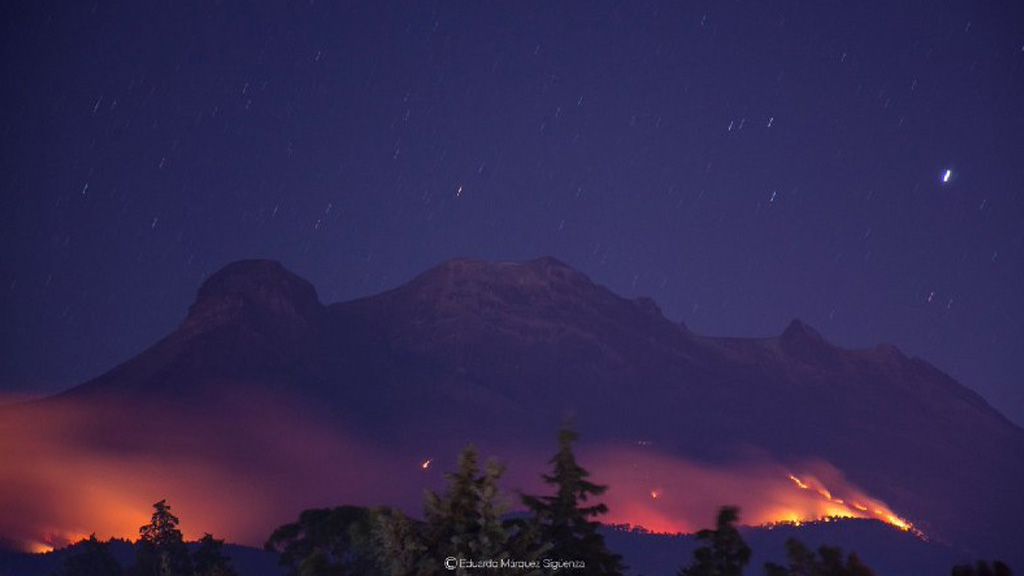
[1,257,1021,568]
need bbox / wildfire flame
[580,446,927,539]
[788,474,810,490]
[780,473,924,537]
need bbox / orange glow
[0,388,419,552]
[24,532,92,554]
[783,472,922,536]
[25,540,55,554]
[1,393,926,551]
[576,446,926,539]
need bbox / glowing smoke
[0,398,922,552]
[0,388,413,552]
[575,445,921,536]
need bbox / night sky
[1,1,1022,423]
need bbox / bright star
[942,169,952,183]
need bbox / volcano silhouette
[2,257,1021,563]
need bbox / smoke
[0,400,918,553]
[0,388,413,552]
[573,444,918,535]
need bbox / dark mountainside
[604,519,963,576]
[2,257,1022,567]
[0,541,283,576]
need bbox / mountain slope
[1,257,1021,564]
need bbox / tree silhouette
[58,534,123,576]
[192,533,237,576]
[678,506,751,576]
[265,505,384,576]
[374,445,531,576]
[419,445,511,574]
[372,508,427,576]
[522,424,625,576]
[764,538,878,576]
[274,435,627,576]
[134,499,192,576]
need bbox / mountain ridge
[2,256,1021,564]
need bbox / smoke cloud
[0,399,918,553]
[0,389,412,552]
[575,444,918,535]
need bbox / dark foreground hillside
[0,519,969,576]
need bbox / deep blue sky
[1,1,1022,423]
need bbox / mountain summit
[185,259,321,331]
[3,257,1022,563]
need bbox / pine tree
[134,499,192,576]
[372,446,516,576]
[420,446,511,575]
[522,425,625,576]
[678,507,750,576]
